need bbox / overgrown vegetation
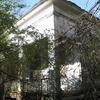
[0,0,100,100]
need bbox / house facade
[16,0,84,100]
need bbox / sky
[21,0,98,14]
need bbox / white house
[17,0,83,94]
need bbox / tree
[76,14,99,100]
[0,0,24,99]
